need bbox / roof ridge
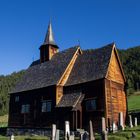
[83,42,114,52]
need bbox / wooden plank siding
[56,47,82,104]
[64,79,105,132]
[107,49,125,84]
[105,46,127,127]
[8,86,56,128]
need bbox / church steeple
[44,21,56,45]
[39,21,59,63]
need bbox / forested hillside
[0,46,140,115]
[0,71,25,115]
[119,46,140,95]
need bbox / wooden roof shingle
[11,43,114,93]
[56,92,84,108]
[11,46,79,93]
[65,43,113,86]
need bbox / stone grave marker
[119,112,124,130]
[129,115,133,128]
[134,117,138,127]
[52,124,56,140]
[101,117,108,140]
[89,120,95,140]
[55,129,60,140]
[65,121,70,140]
[10,134,14,140]
[82,131,89,140]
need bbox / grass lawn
[0,135,49,140]
[107,126,140,140]
[128,93,140,111]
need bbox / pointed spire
[44,21,56,45]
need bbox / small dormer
[39,22,59,63]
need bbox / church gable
[56,47,82,104]
[106,45,125,84]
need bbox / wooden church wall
[8,85,56,127]
[105,48,126,127]
[64,79,105,131]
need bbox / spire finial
[44,20,56,45]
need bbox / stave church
[8,22,127,132]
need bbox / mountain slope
[119,46,140,94]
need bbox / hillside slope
[0,70,25,115]
[119,46,140,94]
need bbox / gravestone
[65,121,70,140]
[112,122,118,132]
[55,129,60,140]
[101,117,108,140]
[134,117,138,127]
[10,134,14,140]
[52,124,56,140]
[89,120,95,140]
[69,135,75,140]
[101,130,108,140]
[101,117,106,132]
[129,115,133,128]
[119,112,124,130]
[82,131,89,140]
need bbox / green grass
[0,135,50,140]
[128,93,140,111]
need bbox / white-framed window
[41,100,52,112]
[86,99,97,111]
[21,104,30,113]
[15,96,19,102]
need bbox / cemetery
[3,115,140,140]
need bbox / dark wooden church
[8,22,127,132]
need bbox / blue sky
[0,0,140,75]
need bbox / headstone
[101,117,108,140]
[112,122,118,133]
[129,115,133,128]
[82,131,89,140]
[101,117,106,132]
[10,134,14,140]
[101,130,108,140]
[134,117,138,127]
[52,124,56,140]
[55,129,60,140]
[69,135,75,140]
[119,112,124,130]
[89,120,95,140]
[65,121,70,140]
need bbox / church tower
[39,22,59,63]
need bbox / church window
[21,104,30,113]
[41,100,52,112]
[86,99,97,111]
[15,96,19,102]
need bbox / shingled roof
[11,43,114,93]
[56,93,84,108]
[11,46,79,93]
[65,43,113,86]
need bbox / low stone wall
[0,127,7,135]
[7,127,52,136]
